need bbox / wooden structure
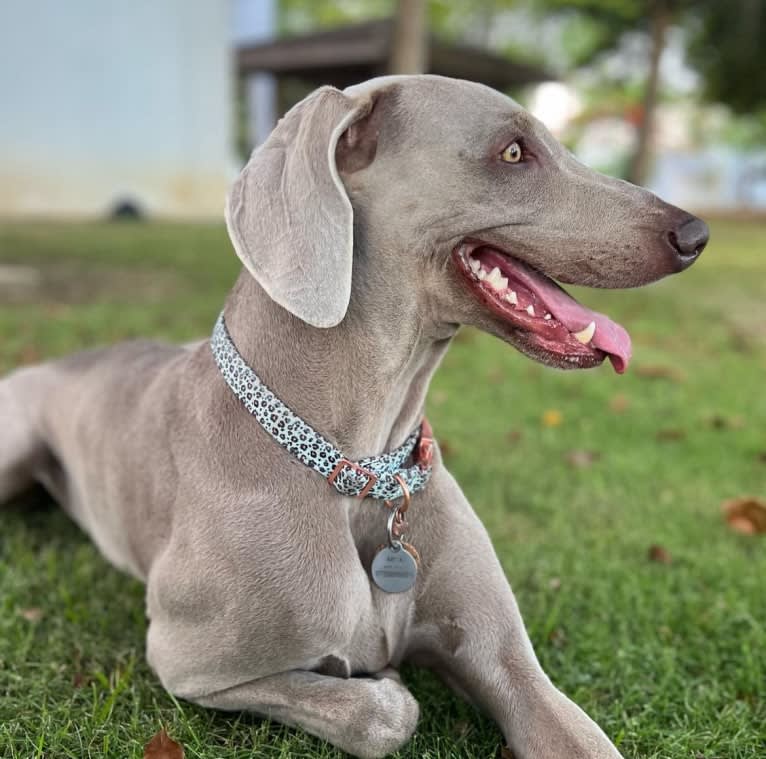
[237,19,552,91]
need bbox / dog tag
[371,541,418,593]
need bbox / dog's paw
[344,677,419,759]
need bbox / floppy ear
[225,86,374,328]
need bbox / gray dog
[1,76,707,758]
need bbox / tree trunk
[628,0,670,186]
[389,0,427,74]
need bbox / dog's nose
[667,217,709,269]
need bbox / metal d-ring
[391,473,411,513]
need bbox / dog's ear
[225,86,376,328]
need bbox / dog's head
[226,76,708,374]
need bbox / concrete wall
[0,0,233,218]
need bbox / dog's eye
[500,142,522,164]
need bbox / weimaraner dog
[1,75,707,757]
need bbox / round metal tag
[371,543,418,593]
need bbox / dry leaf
[542,409,563,427]
[18,345,42,365]
[548,577,562,591]
[144,729,184,759]
[648,544,672,564]
[708,414,745,430]
[506,430,522,444]
[19,607,43,622]
[655,428,686,442]
[722,497,766,535]
[565,449,600,468]
[609,394,630,413]
[635,364,685,382]
[548,627,567,648]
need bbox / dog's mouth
[454,242,632,373]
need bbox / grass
[0,220,765,758]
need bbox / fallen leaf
[19,607,43,622]
[655,428,686,442]
[542,409,562,427]
[144,729,184,759]
[722,497,766,535]
[548,627,567,648]
[609,394,630,413]
[635,364,685,382]
[708,414,745,430]
[648,544,672,564]
[548,577,562,591]
[17,345,42,365]
[565,449,600,468]
[506,430,522,444]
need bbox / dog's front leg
[177,669,418,759]
[408,473,624,759]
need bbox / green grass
[1,220,765,758]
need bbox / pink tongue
[552,299,632,373]
[535,279,632,373]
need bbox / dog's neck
[223,270,451,459]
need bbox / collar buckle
[415,418,434,470]
[327,459,378,498]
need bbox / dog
[0,76,707,758]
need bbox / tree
[530,0,693,185]
[390,0,427,74]
[686,0,766,115]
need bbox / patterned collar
[210,313,434,501]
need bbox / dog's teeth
[526,304,535,316]
[573,321,596,344]
[544,313,552,320]
[504,290,518,305]
[477,268,487,280]
[486,267,507,291]
[469,258,481,274]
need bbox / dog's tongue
[533,276,632,374]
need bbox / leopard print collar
[210,313,434,501]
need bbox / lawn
[0,220,764,759]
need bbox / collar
[210,313,434,501]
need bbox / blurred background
[1,0,765,219]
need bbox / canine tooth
[504,290,518,305]
[573,321,596,344]
[526,304,535,316]
[477,269,487,280]
[469,258,481,273]
[544,313,552,320]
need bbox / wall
[0,0,233,218]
